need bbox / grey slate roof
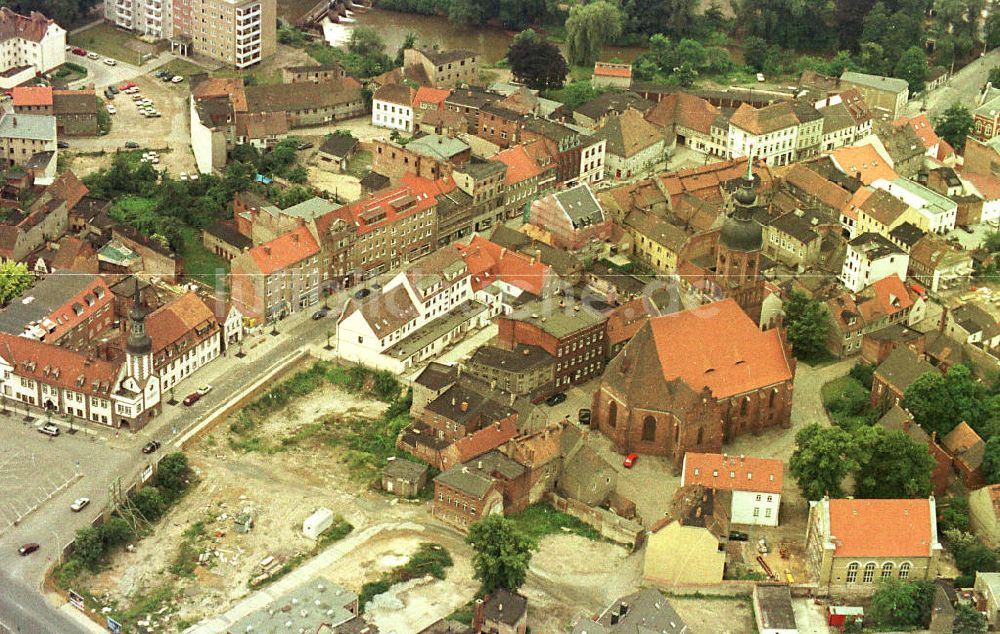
[484,589,527,626]
[572,587,688,634]
[755,585,797,630]
[841,71,909,94]
[875,346,938,393]
[555,184,605,227]
[0,113,55,141]
[769,210,821,244]
[0,274,97,335]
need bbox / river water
[323,7,645,64]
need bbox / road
[0,301,343,634]
[908,47,1000,118]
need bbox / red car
[623,453,638,468]
[18,543,39,556]
[71,47,86,56]
[120,82,136,90]
[182,392,201,406]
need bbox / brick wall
[548,492,644,548]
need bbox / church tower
[125,279,153,382]
[715,156,765,322]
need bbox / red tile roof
[659,158,773,207]
[455,234,551,296]
[826,144,897,184]
[0,8,55,43]
[647,299,794,398]
[0,332,117,396]
[682,452,783,494]
[893,114,941,153]
[247,225,319,274]
[962,171,1000,200]
[145,292,217,354]
[453,417,518,463]
[34,276,112,343]
[491,144,544,185]
[858,274,914,322]
[413,86,451,110]
[349,174,447,236]
[593,62,632,78]
[11,86,51,107]
[606,297,651,347]
[44,170,87,210]
[827,498,934,557]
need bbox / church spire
[126,278,152,356]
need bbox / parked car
[109,85,119,94]
[141,440,161,454]
[124,141,140,149]
[38,423,59,436]
[56,141,69,149]
[18,543,39,556]
[120,82,136,90]
[183,392,202,406]
[103,58,116,66]
[297,141,314,150]
[353,288,371,301]
[962,225,975,234]
[86,52,99,60]
[70,497,90,512]
[545,392,567,406]
[623,453,638,468]
[578,408,591,424]
[171,76,184,83]
[312,307,329,320]
[71,47,86,56]
[728,530,750,542]
[106,105,116,115]
[197,385,213,396]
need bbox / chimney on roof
[460,400,469,412]
[291,233,299,242]
[263,246,271,255]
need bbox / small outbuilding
[314,133,359,173]
[753,584,797,634]
[382,457,429,498]
[302,507,335,540]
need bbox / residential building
[146,292,220,392]
[826,143,898,186]
[189,76,247,174]
[826,275,924,357]
[726,100,822,166]
[490,143,550,219]
[596,107,665,180]
[626,209,687,274]
[0,112,56,180]
[464,345,554,400]
[643,487,728,588]
[245,81,364,127]
[805,496,941,591]
[969,485,1000,549]
[496,300,607,390]
[645,92,725,156]
[839,71,909,120]
[336,246,489,373]
[12,87,100,137]
[403,47,478,88]
[0,8,64,89]
[519,117,583,184]
[456,233,557,313]
[975,573,1000,627]
[872,177,957,233]
[840,232,908,293]
[870,346,938,408]
[281,63,346,84]
[681,452,783,526]
[233,111,287,149]
[170,0,275,68]
[573,91,652,129]
[878,123,926,178]
[944,303,1000,349]
[754,584,798,634]
[973,84,1000,142]
[0,274,113,350]
[472,590,528,634]
[372,83,415,133]
[853,187,919,238]
[229,225,320,322]
[818,89,872,151]
[571,588,688,633]
[878,405,951,496]
[312,133,358,174]
[527,183,610,250]
[762,209,824,269]
[943,422,986,490]
[591,62,632,89]
[432,451,524,531]
[908,234,972,293]
[894,114,948,159]
[592,299,796,467]
[578,135,606,184]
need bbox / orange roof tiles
[827,498,934,557]
[658,158,772,207]
[858,274,914,321]
[606,297,652,347]
[784,163,852,211]
[146,292,217,354]
[841,187,872,221]
[413,86,451,110]
[0,332,117,396]
[961,171,1000,200]
[826,144,898,184]
[893,114,941,153]
[192,77,248,112]
[682,452,783,494]
[647,299,795,398]
[593,62,632,78]
[40,276,112,343]
[491,144,544,185]
[453,417,518,463]
[348,174,446,237]
[247,225,319,274]
[455,234,551,296]
[45,170,87,210]
[11,86,52,107]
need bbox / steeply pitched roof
[490,144,544,185]
[682,452,783,494]
[596,107,662,158]
[574,91,651,122]
[826,144,898,184]
[455,234,551,296]
[11,86,51,107]
[646,299,794,398]
[893,114,942,152]
[729,101,800,135]
[373,83,415,107]
[874,346,937,393]
[827,498,934,557]
[0,8,56,43]
[644,92,720,134]
[146,292,216,354]
[0,332,117,396]
[943,421,985,471]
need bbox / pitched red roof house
[681,452,783,494]
[827,498,935,557]
[454,234,551,296]
[11,85,52,107]
[413,86,451,111]
[490,144,544,186]
[0,331,117,397]
[247,225,319,274]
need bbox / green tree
[955,542,1000,577]
[0,260,33,305]
[849,362,875,389]
[742,36,774,72]
[954,603,988,634]
[133,486,166,522]
[99,517,133,548]
[74,526,105,570]
[894,45,929,92]
[984,437,1000,484]
[552,81,598,110]
[156,453,192,499]
[784,291,828,360]
[904,365,986,437]
[395,32,417,67]
[789,424,857,500]
[859,41,890,75]
[935,104,975,149]
[869,578,935,628]
[939,495,971,533]
[853,426,934,498]
[988,11,1000,48]
[507,31,569,90]
[467,515,535,593]
[348,27,387,59]
[565,1,624,67]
